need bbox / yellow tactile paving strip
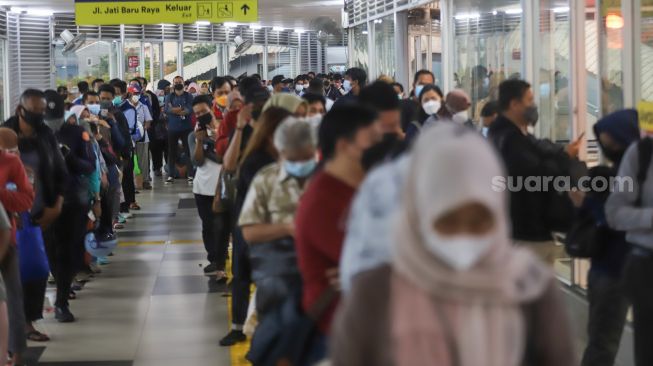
[224,247,253,366]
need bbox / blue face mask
[481,126,489,138]
[87,104,101,115]
[284,159,317,178]
[415,85,425,99]
[343,79,352,92]
[281,87,291,93]
[158,96,165,104]
[113,96,123,106]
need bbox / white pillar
[394,11,409,90]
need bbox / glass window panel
[600,0,624,114]
[641,0,653,103]
[374,15,395,79]
[163,41,178,81]
[123,41,141,81]
[538,0,571,143]
[351,23,369,72]
[228,44,265,77]
[182,42,218,81]
[143,42,162,90]
[452,0,522,122]
[586,0,600,140]
[268,46,298,78]
[55,40,113,94]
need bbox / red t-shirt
[0,151,35,244]
[295,170,356,334]
[215,109,239,157]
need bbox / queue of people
[0,65,651,366]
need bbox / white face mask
[306,114,323,128]
[295,84,304,93]
[424,231,494,271]
[481,126,489,138]
[452,110,469,124]
[422,100,441,115]
[131,95,140,104]
[343,80,352,92]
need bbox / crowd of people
[0,64,650,366]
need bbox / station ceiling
[0,0,343,29]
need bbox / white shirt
[193,159,221,196]
[339,155,410,292]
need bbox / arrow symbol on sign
[241,4,250,15]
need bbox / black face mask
[603,147,625,165]
[524,105,539,126]
[174,84,184,91]
[21,107,45,128]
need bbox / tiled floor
[27,179,234,365]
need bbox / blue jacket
[164,92,193,133]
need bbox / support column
[441,0,454,93]
[623,0,641,107]
[394,11,409,90]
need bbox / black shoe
[203,263,219,276]
[219,330,246,346]
[55,306,75,323]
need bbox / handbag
[16,212,50,282]
[214,168,237,213]
[247,286,338,366]
[564,208,607,258]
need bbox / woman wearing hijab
[578,109,639,366]
[331,123,575,366]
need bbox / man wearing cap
[271,75,285,94]
[122,83,153,192]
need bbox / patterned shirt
[239,162,305,226]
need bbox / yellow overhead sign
[74,0,258,25]
[638,101,653,134]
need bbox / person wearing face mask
[302,93,327,132]
[326,73,345,102]
[564,110,639,366]
[151,80,171,177]
[53,102,97,324]
[400,70,435,133]
[480,101,499,138]
[425,89,473,129]
[331,123,575,366]
[164,76,194,184]
[294,105,379,360]
[239,117,316,339]
[3,91,68,357]
[188,96,228,281]
[271,75,285,94]
[404,84,444,144]
[392,82,404,100]
[488,79,581,265]
[122,85,153,192]
[294,76,307,96]
[219,104,287,346]
[333,68,367,107]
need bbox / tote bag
[16,212,50,282]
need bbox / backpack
[565,138,652,257]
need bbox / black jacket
[3,116,68,210]
[488,115,572,241]
[56,123,97,205]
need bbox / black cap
[272,75,285,85]
[157,79,171,90]
[44,89,65,119]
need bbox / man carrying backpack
[606,117,653,366]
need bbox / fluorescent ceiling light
[294,28,306,33]
[292,1,343,7]
[273,26,285,32]
[504,8,523,15]
[492,11,498,15]
[362,30,369,35]
[553,7,570,13]
[196,21,210,25]
[10,7,54,16]
[224,22,238,28]
[454,13,480,20]
[250,24,263,30]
